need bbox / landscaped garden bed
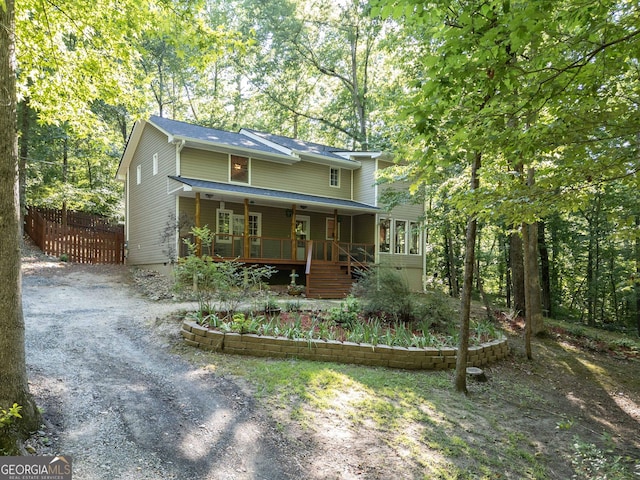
[174,236,509,369]
[179,295,509,370]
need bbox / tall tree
[375,0,639,345]
[0,0,41,453]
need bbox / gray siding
[126,125,177,265]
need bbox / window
[216,209,232,243]
[152,153,158,175]
[230,155,249,183]
[395,220,407,254]
[409,222,421,255]
[330,167,340,187]
[379,217,419,255]
[379,219,390,252]
[136,165,141,185]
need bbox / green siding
[353,159,377,205]
[352,214,375,244]
[252,159,352,199]
[180,148,227,181]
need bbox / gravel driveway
[22,255,305,479]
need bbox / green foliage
[328,296,361,329]
[0,403,22,428]
[0,403,23,455]
[354,269,457,326]
[570,436,629,479]
[353,268,416,322]
[174,226,277,317]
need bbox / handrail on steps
[332,241,370,276]
[305,240,313,275]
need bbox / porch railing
[180,233,374,266]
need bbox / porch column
[332,209,338,261]
[290,204,297,260]
[195,192,201,257]
[244,198,250,259]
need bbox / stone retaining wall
[181,320,509,370]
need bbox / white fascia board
[293,150,361,170]
[239,129,293,156]
[172,136,298,165]
[145,117,298,165]
[334,151,382,160]
[116,119,146,181]
[335,151,395,163]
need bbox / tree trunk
[444,225,459,297]
[636,215,640,337]
[455,151,481,394]
[503,234,511,308]
[509,232,525,316]
[62,133,70,225]
[0,0,41,453]
[522,220,533,360]
[538,221,551,317]
[524,169,544,336]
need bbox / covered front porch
[171,176,379,298]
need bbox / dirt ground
[21,245,640,479]
[22,251,308,479]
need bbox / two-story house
[117,116,425,298]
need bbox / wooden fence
[25,207,125,264]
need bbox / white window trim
[329,167,341,188]
[152,153,158,175]
[379,217,421,255]
[229,155,251,184]
[136,165,141,185]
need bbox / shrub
[328,295,360,328]
[352,268,415,323]
[174,226,277,317]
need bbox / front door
[295,216,310,259]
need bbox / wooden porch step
[306,262,354,299]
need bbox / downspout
[174,138,185,176]
[374,157,380,264]
[422,216,427,293]
[125,170,130,262]
[174,139,186,260]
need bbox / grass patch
[173,306,639,479]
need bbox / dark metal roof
[149,116,286,156]
[169,176,379,213]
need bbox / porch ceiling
[168,176,380,215]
